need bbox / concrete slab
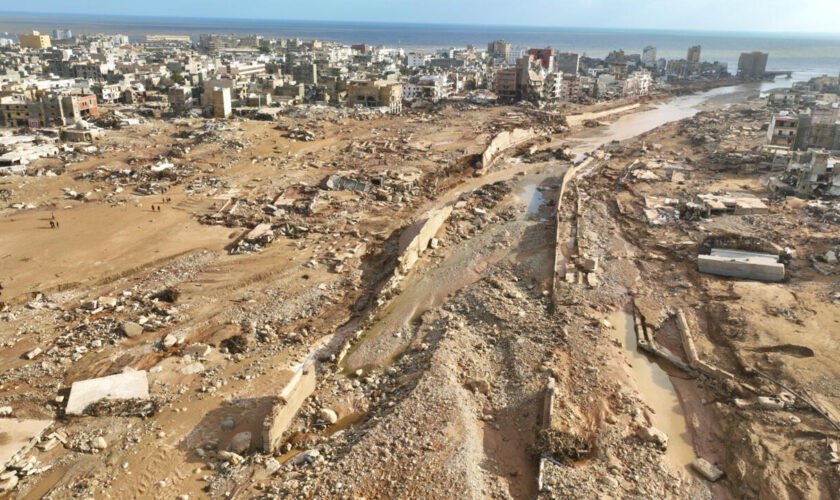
[710,248,779,263]
[261,362,316,452]
[0,418,53,469]
[65,370,150,416]
[698,254,784,282]
[692,458,724,481]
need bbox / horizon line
[2,10,840,38]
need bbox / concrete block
[757,396,785,410]
[120,321,144,338]
[692,458,724,481]
[397,205,453,274]
[65,370,149,416]
[0,418,53,470]
[698,254,784,282]
[261,363,317,452]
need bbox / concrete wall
[397,205,453,274]
[698,254,785,282]
[566,103,640,127]
[480,128,537,169]
[261,362,317,452]
[551,157,596,303]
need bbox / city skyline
[5,0,840,35]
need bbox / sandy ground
[2,82,835,500]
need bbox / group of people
[151,196,173,212]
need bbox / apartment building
[19,31,51,49]
[346,80,403,113]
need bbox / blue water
[2,12,839,77]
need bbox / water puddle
[276,448,302,465]
[326,411,367,435]
[609,308,696,470]
[516,181,546,216]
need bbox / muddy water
[609,309,696,470]
[567,84,764,155]
[514,172,548,216]
[343,81,759,439]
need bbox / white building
[402,75,451,102]
[624,69,652,96]
[508,47,528,65]
[407,52,431,68]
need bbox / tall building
[52,29,73,40]
[487,39,511,61]
[737,51,769,79]
[211,87,231,118]
[527,48,555,70]
[687,45,701,64]
[642,46,657,67]
[18,31,51,49]
[494,68,519,100]
[555,52,580,75]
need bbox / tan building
[168,85,192,112]
[19,31,51,49]
[211,87,231,118]
[0,95,28,127]
[766,114,799,149]
[346,80,402,113]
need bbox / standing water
[609,309,696,470]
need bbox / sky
[7,0,840,34]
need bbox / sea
[2,12,839,82]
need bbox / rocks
[161,334,178,349]
[180,362,205,375]
[218,450,243,464]
[0,474,19,492]
[24,347,42,360]
[825,250,838,265]
[319,408,338,424]
[121,321,144,338]
[465,379,491,395]
[582,256,599,272]
[0,406,12,417]
[637,425,668,449]
[230,432,252,454]
[691,458,724,481]
[91,436,108,450]
[288,449,320,466]
[221,417,236,430]
[183,343,212,358]
[264,457,281,474]
[757,396,785,411]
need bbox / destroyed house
[787,150,840,196]
[696,192,768,215]
[766,114,798,149]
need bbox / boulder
[319,408,338,424]
[230,432,251,454]
[692,458,724,481]
[121,321,144,338]
[91,436,108,450]
[637,425,668,449]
